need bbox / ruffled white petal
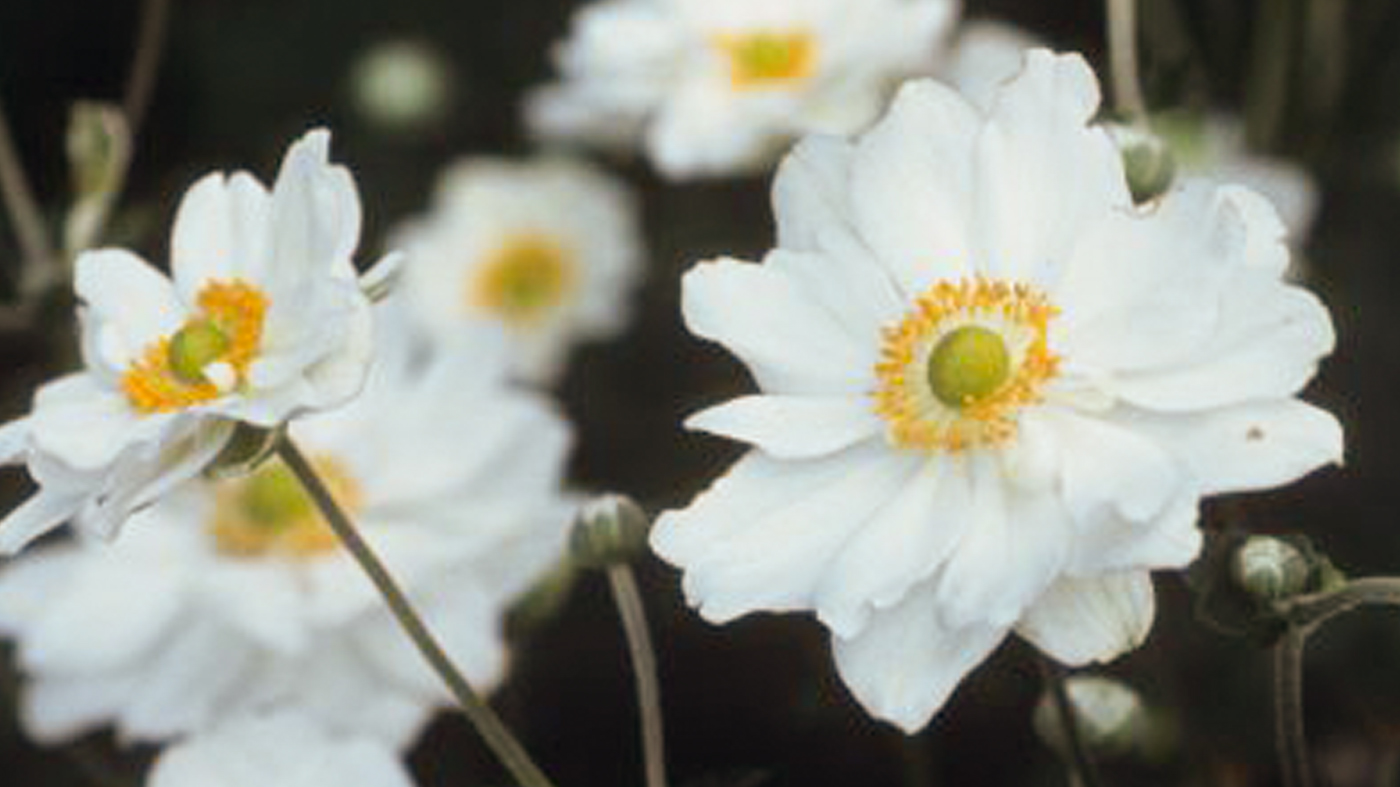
[171,171,273,299]
[832,580,1007,732]
[75,249,185,372]
[652,444,921,622]
[1015,570,1155,665]
[685,394,881,459]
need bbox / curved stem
[276,437,555,787]
[0,94,57,298]
[1277,577,1400,629]
[1038,656,1105,787]
[1106,0,1150,126]
[123,0,172,139]
[1273,627,1312,787]
[607,565,669,787]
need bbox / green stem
[1038,656,1105,787]
[123,0,172,140]
[606,564,669,787]
[276,437,555,787]
[0,93,57,299]
[1106,0,1150,126]
[1273,627,1311,787]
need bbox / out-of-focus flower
[652,50,1341,731]
[1033,676,1169,761]
[0,130,388,554]
[148,710,415,787]
[526,0,959,178]
[349,40,455,133]
[0,322,573,747]
[943,20,1318,242]
[393,156,643,381]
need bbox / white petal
[1016,570,1156,665]
[651,444,920,622]
[849,78,980,293]
[1042,408,1181,524]
[832,580,1008,732]
[0,488,85,554]
[267,129,362,292]
[944,21,1042,112]
[1067,491,1202,575]
[170,171,273,298]
[120,620,258,740]
[681,257,876,394]
[815,457,967,637]
[28,375,143,470]
[647,77,772,178]
[685,394,881,459]
[971,50,1130,281]
[75,249,184,370]
[773,134,858,252]
[199,563,311,655]
[934,463,1072,629]
[24,673,139,743]
[1127,399,1343,496]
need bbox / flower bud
[1232,535,1311,602]
[349,40,454,133]
[64,101,132,255]
[1033,676,1166,761]
[570,494,650,569]
[1106,123,1176,204]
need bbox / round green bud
[1233,535,1310,602]
[926,325,1011,408]
[1106,122,1177,204]
[167,319,230,385]
[570,494,651,570]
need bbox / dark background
[2,1,1400,785]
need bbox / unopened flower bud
[1034,676,1160,761]
[1106,123,1176,204]
[65,101,132,255]
[349,40,454,133]
[570,494,650,569]
[204,423,283,480]
[1233,535,1310,602]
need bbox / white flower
[0,320,573,746]
[651,50,1342,731]
[526,0,959,178]
[148,710,416,787]
[0,129,389,554]
[943,20,1318,243]
[393,156,643,381]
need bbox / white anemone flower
[149,710,415,787]
[651,50,1342,731]
[0,322,573,746]
[393,156,642,381]
[526,0,959,178]
[0,129,391,554]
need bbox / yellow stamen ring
[210,455,359,558]
[469,235,577,327]
[874,277,1059,452]
[122,279,269,413]
[714,31,817,89]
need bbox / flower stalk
[1106,0,1149,127]
[275,436,555,787]
[1038,656,1106,787]
[607,563,669,787]
[0,94,58,300]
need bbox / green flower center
[166,319,231,385]
[926,325,1011,408]
[239,462,314,531]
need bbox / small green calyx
[239,462,314,531]
[167,319,230,385]
[926,325,1011,408]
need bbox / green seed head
[926,325,1011,408]
[167,319,230,385]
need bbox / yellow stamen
[469,235,576,326]
[714,31,817,89]
[210,455,360,558]
[873,277,1059,452]
[122,280,268,413]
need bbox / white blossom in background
[943,19,1319,242]
[0,130,390,554]
[652,50,1342,731]
[148,710,416,787]
[526,0,959,178]
[0,320,573,747]
[393,156,643,381]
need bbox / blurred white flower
[0,321,573,747]
[349,40,454,133]
[526,0,959,178]
[149,710,415,787]
[0,130,389,554]
[943,20,1318,241]
[393,156,643,381]
[652,51,1341,731]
